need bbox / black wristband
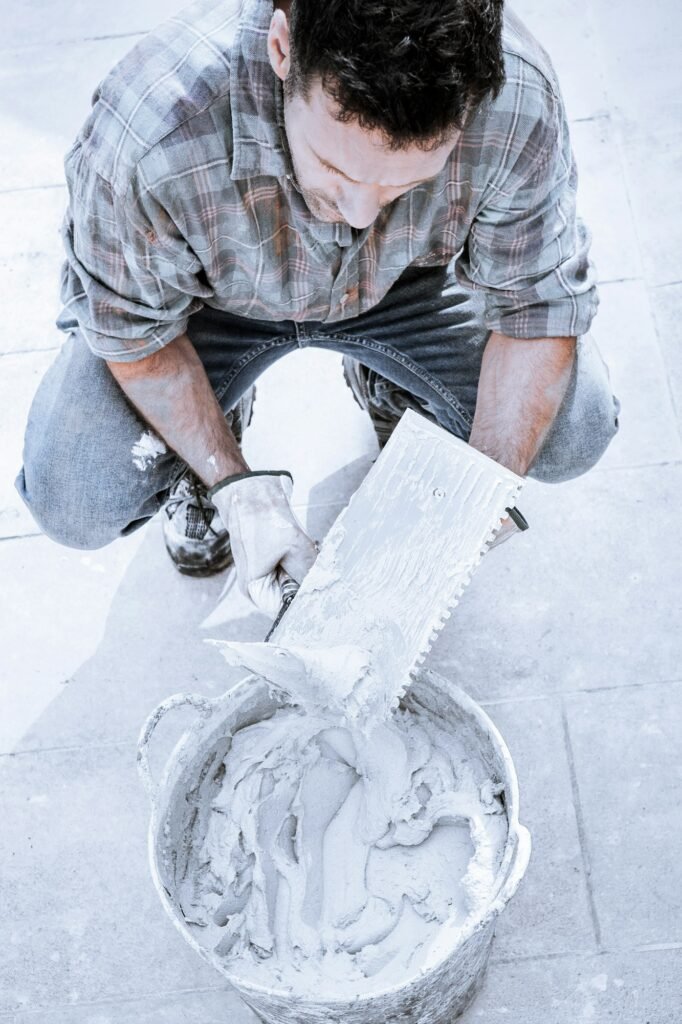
[505,506,529,531]
[208,469,293,501]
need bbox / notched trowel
[212,409,523,711]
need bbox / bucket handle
[489,823,532,918]
[137,692,215,806]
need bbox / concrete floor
[1,1,681,1021]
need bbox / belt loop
[295,321,310,348]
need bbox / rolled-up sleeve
[456,80,598,339]
[58,142,210,362]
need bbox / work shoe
[342,356,413,449]
[162,388,255,577]
[163,471,232,577]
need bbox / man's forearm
[468,331,576,477]
[107,333,249,487]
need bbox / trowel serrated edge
[409,484,522,672]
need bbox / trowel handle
[264,567,300,641]
[137,692,215,806]
[277,566,299,603]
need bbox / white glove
[211,474,318,617]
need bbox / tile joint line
[0,183,66,195]
[560,698,603,951]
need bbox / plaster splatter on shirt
[132,430,167,471]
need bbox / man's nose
[337,185,382,230]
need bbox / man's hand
[212,475,318,616]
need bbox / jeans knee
[529,413,619,482]
[529,343,621,484]
[15,465,122,550]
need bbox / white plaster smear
[131,430,167,471]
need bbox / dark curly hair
[287,0,506,150]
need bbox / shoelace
[165,472,219,539]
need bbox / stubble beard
[297,182,344,224]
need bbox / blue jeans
[17,266,619,549]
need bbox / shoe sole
[174,558,234,578]
[164,538,234,578]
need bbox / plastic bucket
[138,669,530,1024]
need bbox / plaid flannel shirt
[58,0,598,362]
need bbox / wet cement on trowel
[176,644,508,998]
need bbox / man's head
[267,0,505,228]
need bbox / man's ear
[267,8,291,82]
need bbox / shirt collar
[229,0,289,181]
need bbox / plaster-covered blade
[269,409,523,685]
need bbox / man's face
[283,80,456,230]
